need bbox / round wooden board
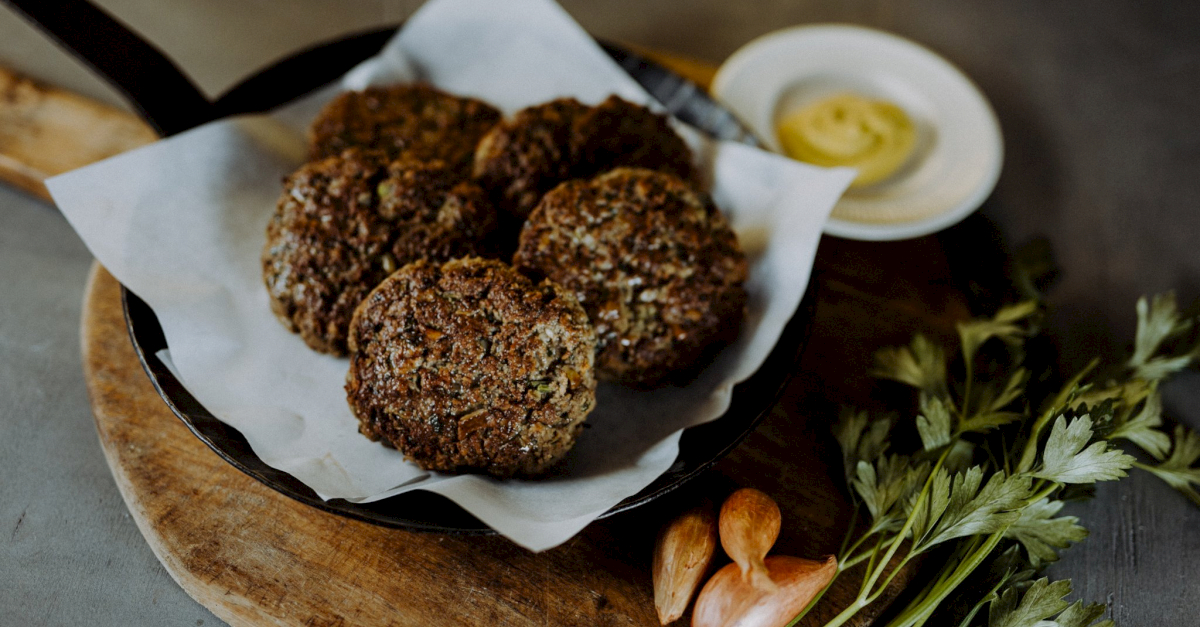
[81,215,975,625]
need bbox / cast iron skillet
[11,0,815,532]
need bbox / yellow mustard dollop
[777,93,916,188]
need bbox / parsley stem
[838,526,880,564]
[1024,479,1060,505]
[840,534,902,570]
[789,513,876,627]
[821,596,871,627]
[837,506,860,557]
[953,566,1014,627]
[863,551,916,605]
[873,552,916,600]
[826,447,955,627]
[791,507,872,627]
[858,533,888,598]
[840,444,960,624]
[882,527,1009,627]
[860,446,952,596]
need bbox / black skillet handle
[4,0,405,136]
[2,0,214,136]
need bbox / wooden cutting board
[82,234,971,627]
[7,52,978,626]
[0,66,158,201]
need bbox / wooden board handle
[0,66,157,202]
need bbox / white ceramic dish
[712,24,1003,241]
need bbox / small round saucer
[712,24,1003,241]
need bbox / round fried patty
[472,98,590,220]
[263,149,497,355]
[513,167,747,387]
[573,95,697,184]
[308,83,501,172]
[472,95,696,220]
[346,258,597,477]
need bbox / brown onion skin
[653,504,719,624]
[691,555,837,627]
[719,488,783,592]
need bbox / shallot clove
[691,555,838,627]
[719,488,782,593]
[653,503,719,624]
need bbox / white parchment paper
[48,0,855,551]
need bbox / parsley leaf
[852,455,928,529]
[834,408,891,482]
[945,439,979,473]
[811,293,1199,627]
[989,578,1111,627]
[961,409,1026,436]
[1108,391,1171,460]
[1056,601,1113,627]
[966,368,1030,421]
[917,393,953,451]
[873,333,947,394]
[1129,293,1197,381]
[958,301,1038,365]
[988,578,1071,627]
[909,466,951,546]
[1032,415,1135,484]
[1005,498,1089,567]
[1129,293,1188,369]
[919,467,1032,550]
[1139,425,1200,506]
[1135,354,1196,382]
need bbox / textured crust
[345,258,597,477]
[513,168,747,387]
[472,95,696,220]
[573,95,697,184]
[262,150,498,355]
[472,98,590,220]
[308,83,501,172]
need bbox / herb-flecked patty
[345,258,597,477]
[513,167,748,387]
[472,95,696,220]
[262,149,497,355]
[472,98,590,220]
[572,95,697,185]
[308,83,501,173]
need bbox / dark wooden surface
[600,2,1200,622]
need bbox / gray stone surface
[2,0,1198,625]
[0,188,218,625]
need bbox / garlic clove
[719,488,782,593]
[691,555,838,627]
[653,504,719,625]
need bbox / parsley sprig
[789,294,1200,627]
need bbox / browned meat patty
[573,95,697,184]
[345,257,597,477]
[513,168,747,387]
[472,95,696,220]
[472,98,590,221]
[263,149,498,356]
[308,83,501,173]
